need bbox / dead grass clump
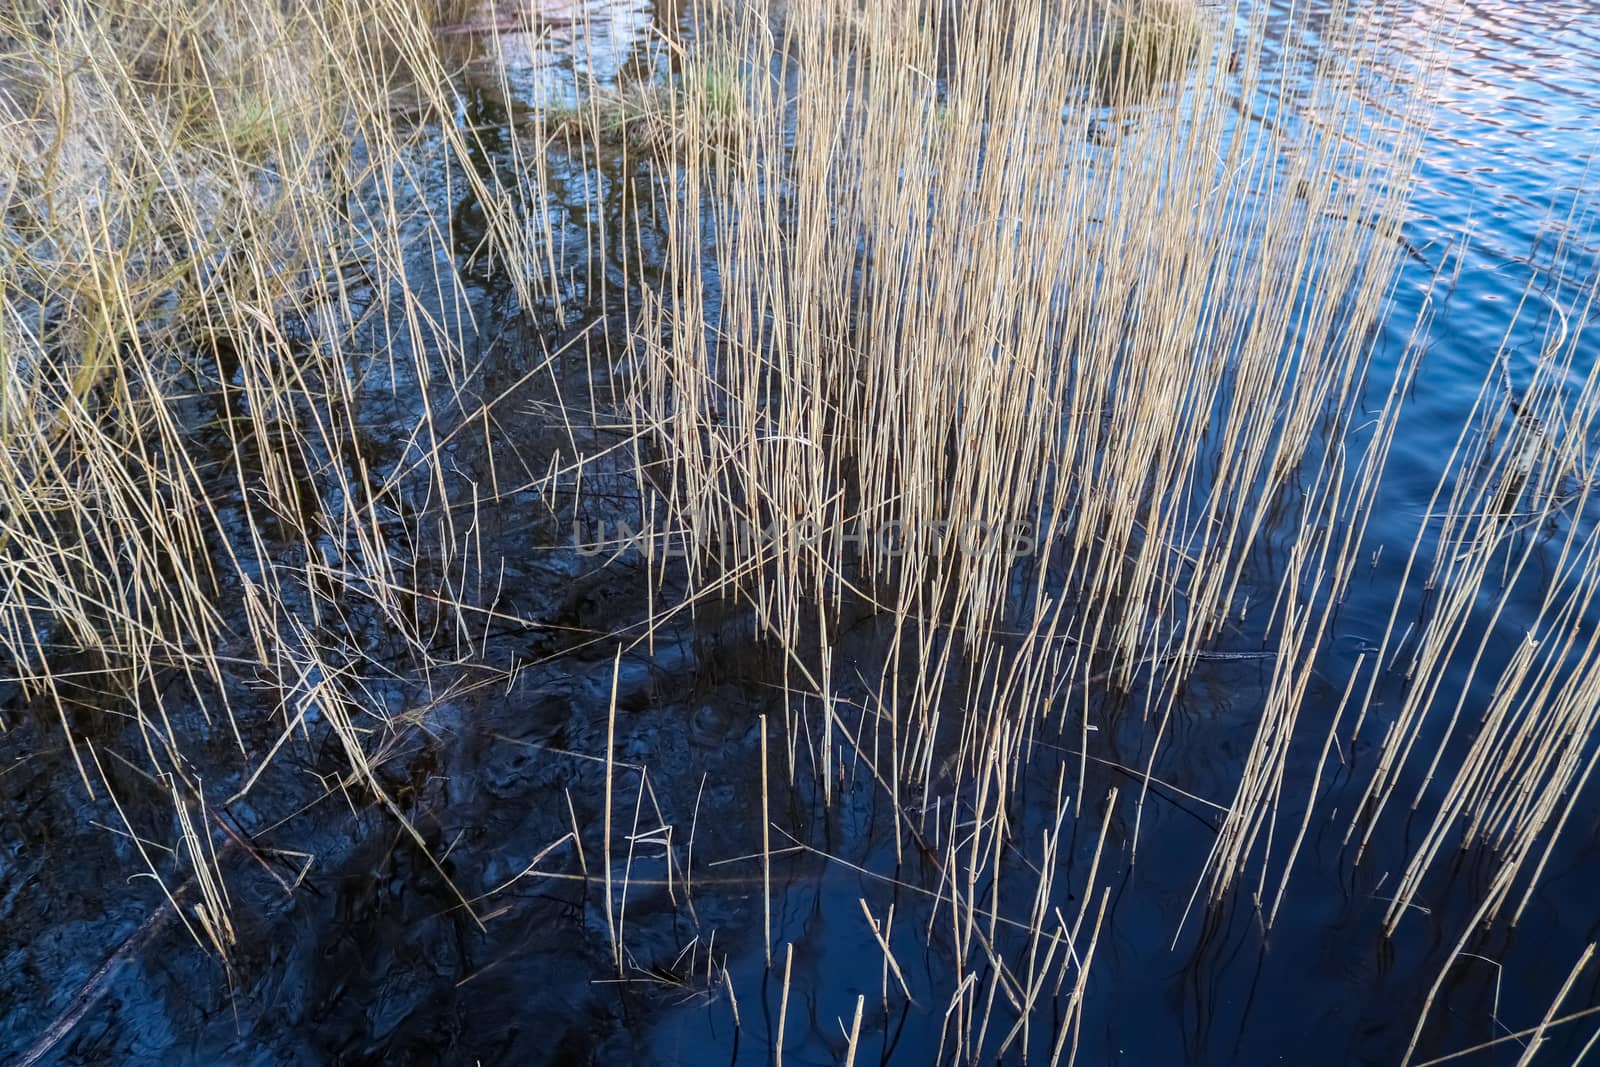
[546,81,675,148]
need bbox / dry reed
[7,0,1600,1062]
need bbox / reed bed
[623,0,1600,1058]
[634,0,1427,725]
[4,0,1600,1062]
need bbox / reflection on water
[444,0,665,112]
[1387,2,1598,330]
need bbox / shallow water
[4,0,1600,1064]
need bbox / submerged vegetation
[2,0,1599,1062]
[543,53,748,151]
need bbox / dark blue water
[3,1,1599,1065]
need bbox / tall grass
[623,0,1600,1058]
[5,0,1600,1062]
[0,0,556,939]
[634,0,1425,857]
[637,0,1424,685]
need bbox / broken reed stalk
[616,770,648,967]
[777,941,794,1067]
[760,711,772,969]
[1411,1004,1600,1067]
[16,882,187,1067]
[724,965,742,1029]
[1515,943,1596,1067]
[565,788,588,878]
[843,994,865,1067]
